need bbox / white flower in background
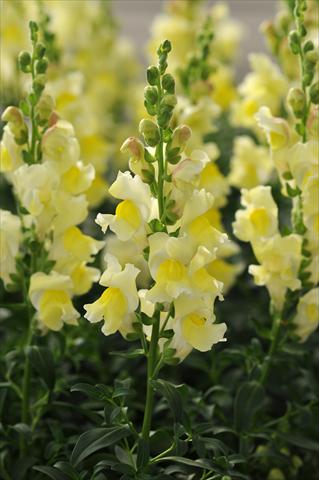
[229,136,273,189]
[0,210,21,285]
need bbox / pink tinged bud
[120,137,144,161]
[1,106,24,125]
[171,125,192,151]
[48,112,60,127]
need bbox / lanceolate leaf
[70,426,130,467]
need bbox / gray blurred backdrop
[113,0,278,78]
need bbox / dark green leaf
[71,426,130,466]
[234,381,265,432]
[26,346,55,390]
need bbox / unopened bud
[162,94,177,108]
[162,73,175,93]
[275,10,290,33]
[305,49,318,65]
[36,94,55,121]
[144,86,158,105]
[1,106,24,125]
[139,119,160,147]
[33,75,46,95]
[120,137,144,162]
[171,125,192,151]
[287,88,306,117]
[35,42,46,58]
[147,66,159,86]
[162,40,172,53]
[310,82,319,104]
[267,468,285,480]
[289,30,300,54]
[35,57,48,74]
[18,51,31,72]
[303,40,314,53]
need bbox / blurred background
[113,0,278,77]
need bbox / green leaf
[137,438,149,469]
[33,466,68,480]
[278,432,319,452]
[26,346,55,390]
[109,348,145,359]
[156,456,211,469]
[150,379,183,422]
[234,381,265,432]
[70,426,130,466]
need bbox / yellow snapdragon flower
[84,254,139,337]
[0,210,22,286]
[29,271,79,331]
[233,186,278,243]
[293,288,319,342]
[249,234,302,311]
[229,136,273,189]
[96,171,155,241]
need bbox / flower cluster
[1,0,140,207]
[233,0,319,342]
[0,22,103,331]
[84,41,227,361]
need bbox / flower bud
[147,66,159,86]
[171,125,192,151]
[36,94,55,121]
[33,74,46,95]
[139,119,160,147]
[289,30,300,54]
[1,106,24,125]
[303,40,314,53]
[267,468,285,480]
[35,57,48,74]
[162,40,172,53]
[287,88,306,118]
[120,136,144,162]
[305,49,318,66]
[261,21,278,52]
[310,82,319,104]
[162,94,177,108]
[35,42,46,58]
[144,86,158,105]
[162,73,175,93]
[18,51,31,72]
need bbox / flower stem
[260,311,282,385]
[141,315,160,442]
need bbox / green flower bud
[35,93,55,121]
[267,468,285,480]
[33,74,46,95]
[162,94,177,109]
[18,51,31,72]
[303,40,314,53]
[287,88,306,117]
[310,81,319,104]
[162,40,172,53]
[35,42,46,58]
[147,66,160,86]
[171,124,192,151]
[305,49,318,65]
[1,107,28,145]
[35,57,48,74]
[29,20,38,41]
[139,119,160,147]
[162,73,175,93]
[292,455,302,469]
[144,86,158,105]
[157,109,172,129]
[289,30,300,54]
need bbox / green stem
[141,315,160,442]
[156,139,165,220]
[260,311,282,385]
